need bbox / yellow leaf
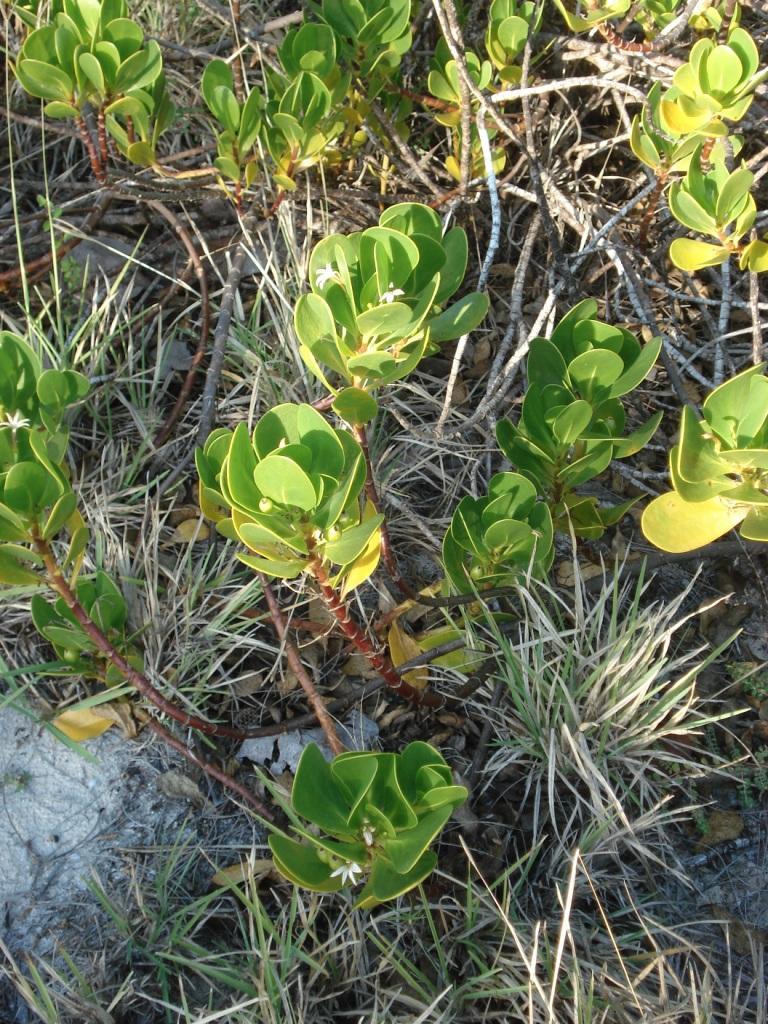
[212,859,275,887]
[339,500,382,597]
[641,492,748,552]
[387,621,428,689]
[53,706,116,741]
[170,518,210,544]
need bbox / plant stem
[32,533,252,739]
[308,556,442,708]
[75,116,105,182]
[352,423,419,602]
[96,107,108,170]
[144,715,273,818]
[259,574,345,755]
[637,171,667,248]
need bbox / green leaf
[17,60,74,102]
[236,552,306,578]
[252,455,318,511]
[114,40,162,93]
[608,337,662,398]
[323,513,384,565]
[568,349,624,399]
[0,549,40,586]
[552,400,592,446]
[44,100,79,119]
[78,51,106,94]
[332,387,379,426]
[293,743,354,833]
[356,851,436,909]
[427,292,489,342]
[42,491,77,540]
[269,835,341,892]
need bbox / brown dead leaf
[342,652,377,679]
[157,770,210,810]
[695,809,744,852]
[708,906,768,956]
[556,560,605,587]
[168,504,205,527]
[89,700,139,738]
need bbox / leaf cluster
[269,741,468,909]
[495,300,662,539]
[642,365,768,550]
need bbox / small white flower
[315,264,338,289]
[362,824,376,847]
[380,283,405,304]
[330,861,364,886]
[0,411,31,434]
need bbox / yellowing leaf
[212,859,275,887]
[53,706,116,741]
[387,621,428,689]
[670,238,730,271]
[170,518,210,544]
[641,492,748,552]
[339,500,381,597]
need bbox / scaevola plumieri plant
[269,740,467,908]
[642,364,768,551]
[0,331,89,580]
[196,402,383,591]
[442,472,554,594]
[294,203,489,424]
[495,300,662,538]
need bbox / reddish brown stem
[700,137,716,167]
[145,716,274,818]
[637,172,667,248]
[97,107,109,170]
[75,115,106,182]
[32,534,252,740]
[598,22,654,52]
[308,557,442,708]
[352,423,419,601]
[259,574,345,755]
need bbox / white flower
[330,861,364,886]
[315,264,338,289]
[0,411,31,434]
[380,283,405,304]
[362,824,376,847]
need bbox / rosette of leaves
[442,472,553,594]
[0,332,89,584]
[667,143,758,271]
[315,0,412,87]
[269,741,468,909]
[196,403,383,590]
[201,59,263,194]
[31,571,142,681]
[262,66,346,191]
[294,203,490,424]
[427,40,505,182]
[642,364,768,551]
[496,301,662,538]
[658,27,765,137]
[485,0,540,85]
[688,0,741,33]
[630,83,700,177]
[14,0,170,166]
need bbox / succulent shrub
[269,741,468,909]
[485,0,540,85]
[552,0,633,33]
[496,300,662,538]
[630,82,700,178]
[14,0,174,167]
[442,472,553,594]
[0,331,89,583]
[657,27,765,138]
[196,403,383,590]
[667,142,759,271]
[642,364,768,551]
[294,203,489,423]
[31,571,142,682]
[200,59,263,196]
[427,40,505,182]
[314,0,412,87]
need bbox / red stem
[97,107,108,171]
[32,534,252,739]
[75,116,106,182]
[145,716,273,818]
[308,557,442,708]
